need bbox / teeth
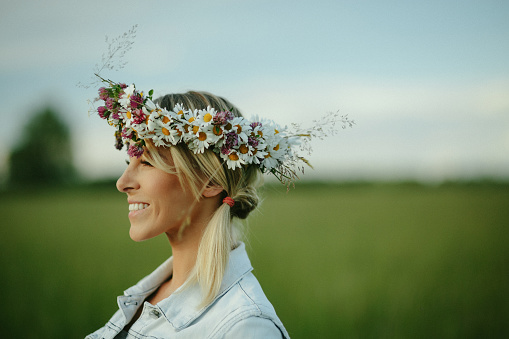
[129,203,149,211]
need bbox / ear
[202,184,224,198]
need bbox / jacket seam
[238,281,262,313]
[106,321,122,331]
[208,308,270,338]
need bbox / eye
[141,160,153,167]
[125,159,130,165]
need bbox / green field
[1,182,508,338]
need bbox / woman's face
[116,151,197,242]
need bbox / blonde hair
[146,91,262,306]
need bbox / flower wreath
[96,76,353,185]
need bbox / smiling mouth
[129,203,149,211]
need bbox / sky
[1,0,508,183]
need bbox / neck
[166,223,203,290]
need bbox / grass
[1,182,508,338]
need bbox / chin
[129,227,153,242]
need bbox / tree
[8,107,76,187]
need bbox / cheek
[146,170,199,218]
[153,182,193,217]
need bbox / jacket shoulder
[207,272,290,338]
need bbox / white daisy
[152,115,182,146]
[195,106,216,127]
[190,125,216,153]
[220,151,246,170]
[118,84,135,108]
[178,109,200,143]
[171,103,186,117]
[260,151,279,171]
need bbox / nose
[116,161,139,193]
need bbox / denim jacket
[86,243,289,339]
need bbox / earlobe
[202,185,224,198]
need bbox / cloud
[226,74,509,122]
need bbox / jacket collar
[120,242,253,331]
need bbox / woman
[86,88,293,338]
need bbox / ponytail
[195,203,233,306]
